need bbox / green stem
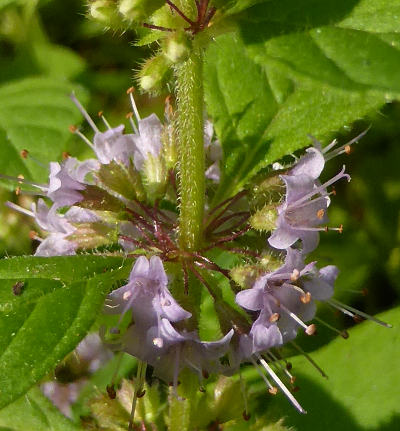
[175,47,205,251]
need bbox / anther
[268,387,278,395]
[106,384,116,399]
[15,187,21,196]
[199,386,206,393]
[317,209,325,219]
[344,145,351,154]
[202,370,209,379]
[269,313,280,323]
[338,224,343,234]
[126,112,133,119]
[305,324,317,336]
[123,291,132,301]
[341,330,349,339]
[286,362,292,371]
[153,337,163,348]
[29,230,40,240]
[242,411,251,421]
[300,292,312,304]
[62,152,70,160]
[290,376,297,384]
[324,226,329,232]
[292,386,300,393]
[137,390,146,398]
[69,125,77,133]
[17,174,24,183]
[20,149,29,159]
[290,269,300,282]
[98,111,103,117]
[127,87,135,94]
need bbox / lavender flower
[107,256,191,328]
[236,248,338,345]
[204,120,222,182]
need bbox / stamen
[288,166,350,209]
[29,230,42,241]
[239,369,249,420]
[153,337,163,348]
[290,269,300,282]
[256,354,306,414]
[70,126,95,150]
[314,316,349,339]
[62,152,70,160]
[269,312,280,323]
[250,357,276,393]
[317,209,325,219]
[278,302,316,335]
[5,201,34,218]
[172,346,185,401]
[0,173,47,190]
[266,351,296,383]
[324,129,369,162]
[70,92,99,133]
[98,110,112,130]
[329,298,392,328]
[126,112,139,133]
[127,87,141,123]
[128,361,147,431]
[290,341,328,378]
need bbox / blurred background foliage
[0,1,399,430]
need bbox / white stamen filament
[256,354,306,414]
[73,129,95,150]
[128,91,141,124]
[278,302,311,332]
[314,316,349,338]
[128,115,139,134]
[128,361,147,431]
[70,92,99,133]
[329,298,392,328]
[5,201,34,218]
[250,356,275,390]
[324,129,369,161]
[287,166,350,210]
[99,113,112,130]
[266,351,295,382]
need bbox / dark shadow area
[239,0,360,44]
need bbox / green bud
[137,54,171,95]
[89,0,120,26]
[78,185,125,212]
[142,153,168,203]
[162,123,178,170]
[213,377,244,423]
[230,264,260,289]
[97,161,145,201]
[249,203,278,232]
[118,0,164,22]
[250,171,285,210]
[68,222,117,249]
[163,32,191,63]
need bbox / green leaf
[0,387,82,431]
[265,307,400,430]
[32,43,86,80]
[0,255,132,282]
[205,0,400,201]
[0,267,130,409]
[0,77,87,185]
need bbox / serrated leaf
[0,255,133,282]
[0,268,130,409]
[265,307,400,430]
[0,387,82,431]
[205,0,400,202]
[0,77,87,185]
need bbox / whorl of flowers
[5,91,390,418]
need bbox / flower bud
[249,203,278,232]
[68,222,117,249]
[162,124,178,170]
[141,153,168,202]
[78,185,125,212]
[230,264,260,289]
[137,54,171,95]
[163,32,191,64]
[250,171,285,210]
[118,0,164,22]
[97,161,145,201]
[89,0,121,27]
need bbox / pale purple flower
[268,165,350,253]
[107,256,191,328]
[236,248,338,345]
[93,125,135,166]
[131,114,163,171]
[47,157,99,208]
[32,199,78,256]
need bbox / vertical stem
[175,47,205,251]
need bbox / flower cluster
[5,92,389,419]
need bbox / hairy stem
[175,47,205,251]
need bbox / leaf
[0,255,132,282]
[265,307,400,430]
[32,43,86,80]
[0,387,82,431]
[0,268,130,409]
[205,0,400,201]
[0,77,87,185]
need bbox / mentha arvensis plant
[0,1,397,430]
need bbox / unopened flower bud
[141,153,167,202]
[163,32,191,64]
[137,54,171,95]
[118,0,164,22]
[78,185,125,212]
[250,172,285,210]
[90,0,120,27]
[69,222,117,249]
[230,264,260,289]
[249,204,278,232]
